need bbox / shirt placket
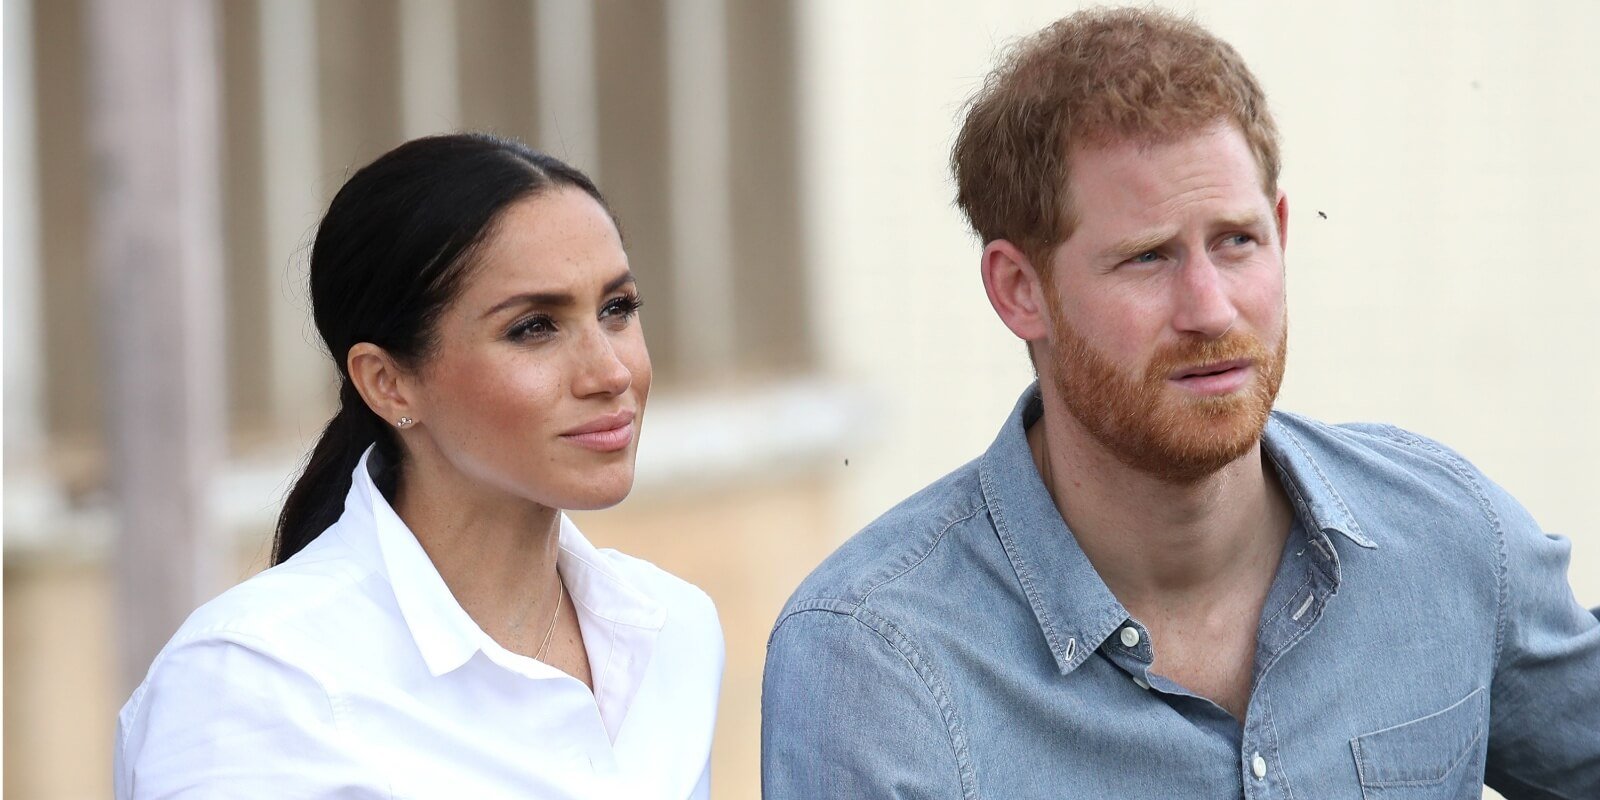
[1241,524,1342,799]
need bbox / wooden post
[666,0,736,376]
[86,0,227,694]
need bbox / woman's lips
[560,410,636,452]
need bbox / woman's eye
[507,316,555,341]
[601,294,643,322]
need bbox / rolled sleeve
[761,607,966,800]
[1482,481,1600,799]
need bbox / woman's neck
[392,450,565,658]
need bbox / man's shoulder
[778,457,989,623]
[1270,410,1495,491]
[1267,410,1523,549]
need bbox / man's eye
[1130,251,1161,264]
[1224,234,1254,247]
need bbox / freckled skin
[1047,123,1287,385]
[408,188,651,513]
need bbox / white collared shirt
[115,450,724,799]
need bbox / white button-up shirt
[115,450,724,799]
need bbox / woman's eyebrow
[480,270,636,319]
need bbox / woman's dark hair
[273,133,613,565]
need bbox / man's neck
[1026,398,1294,613]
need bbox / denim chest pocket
[1349,686,1486,798]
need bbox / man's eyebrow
[1104,230,1173,260]
[480,270,636,319]
[1102,214,1270,259]
[1215,213,1267,232]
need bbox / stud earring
[396,417,415,429]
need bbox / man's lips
[1168,359,1253,395]
[561,410,636,452]
[1170,359,1251,380]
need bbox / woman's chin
[554,475,635,512]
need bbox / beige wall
[797,0,1600,608]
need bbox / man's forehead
[1062,126,1272,231]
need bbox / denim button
[1119,626,1141,647]
[1132,674,1151,690]
[1251,753,1267,779]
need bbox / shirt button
[1132,674,1151,690]
[1251,753,1267,780]
[1119,626,1141,648]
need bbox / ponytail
[272,381,396,564]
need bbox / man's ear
[1275,189,1289,253]
[347,343,419,428]
[981,239,1053,344]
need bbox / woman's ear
[981,239,1053,343]
[347,343,419,428]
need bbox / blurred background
[4,1,1596,798]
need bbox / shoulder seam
[858,505,982,607]
[775,606,978,799]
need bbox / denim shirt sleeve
[1479,476,1600,798]
[762,606,966,800]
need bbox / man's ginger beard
[1046,305,1287,484]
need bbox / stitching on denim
[1351,686,1486,788]
[768,597,858,645]
[1350,737,1372,799]
[1260,693,1297,800]
[1358,723,1483,787]
[1369,425,1510,669]
[1264,445,1320,534]
[1304,530,1341,586]
[1274,422,1365,541]
[1258,576,1313,632]
[859,506,981,606]
[851,606,981,800]
[979,461,1068,667]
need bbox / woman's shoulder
[153,526,392,676]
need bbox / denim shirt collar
[977,383,1376,677]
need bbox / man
[761,8,1599,799]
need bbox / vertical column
[86,0,227,693]
[257,0,329,438]
[533,0,600,178]
[398,0,460,138]
[4,0,43,459]
[665,0,736,375]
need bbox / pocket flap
[1350,686,1486,788]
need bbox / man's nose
[1169,254,1238,338]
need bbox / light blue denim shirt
[762,384,1600,799]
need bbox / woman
[114,134,724,798]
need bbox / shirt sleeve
[761,607,966,800]
[115,635,368,799]
[1481,479,1600,799]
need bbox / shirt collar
[350,447,484,676]
[340,447,669,682]
[977,383,1374,677]
[1260,413,1376,549]
[979,385,1127,676]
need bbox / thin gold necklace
[533,581,564,662]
